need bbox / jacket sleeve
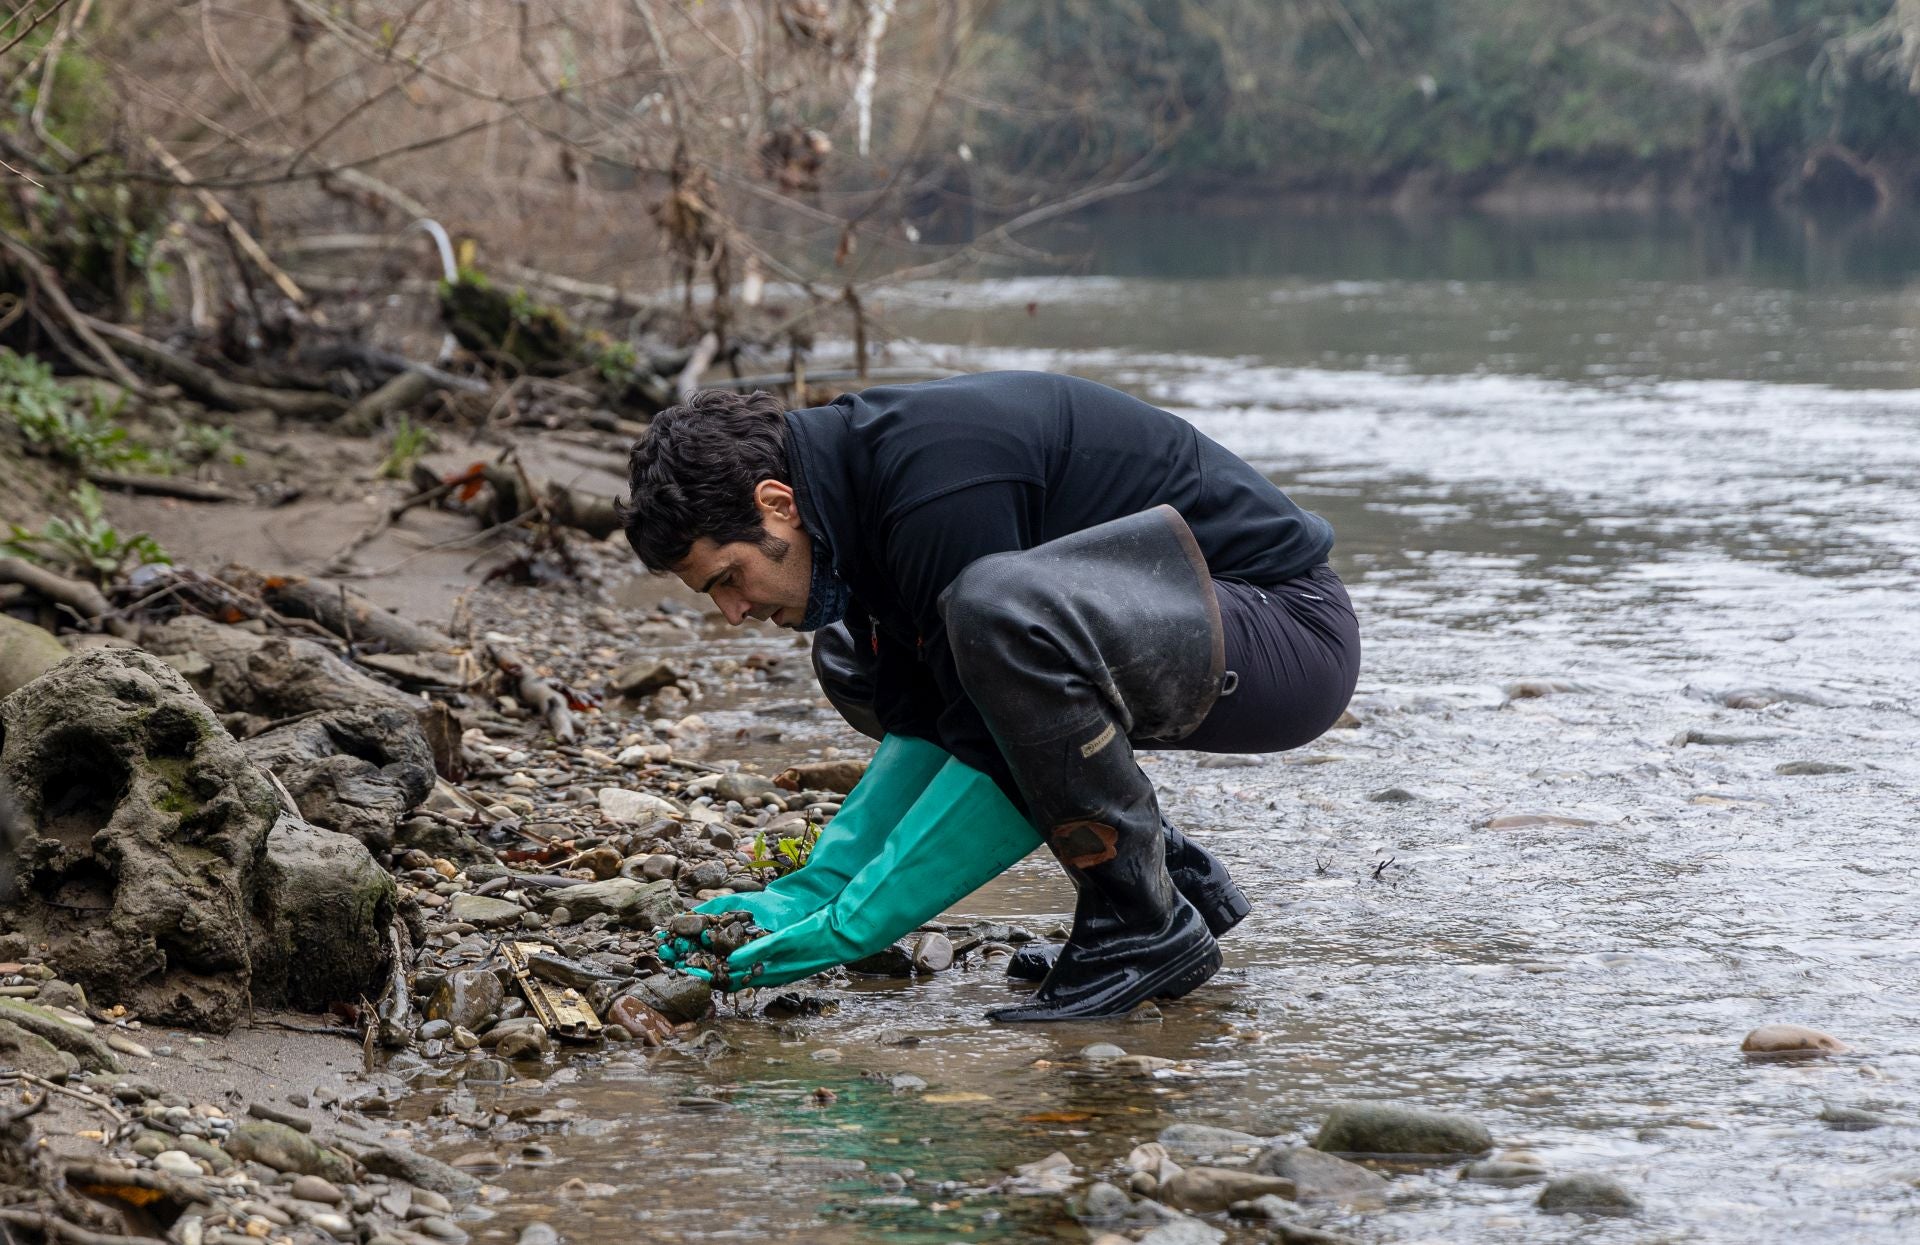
[880,480,1037,810]
[866,618,942,743]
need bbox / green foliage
[743,821,822,877]
[1,484,170,583]
[0,348,145,471]
[971,0,1920,192]
[174,422,245,468]
[591,338,640,384]
[379,416,433,479]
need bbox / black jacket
[785,371,1333,796]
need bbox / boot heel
[1203,884,1251,937]
[1155,940,1222,1002]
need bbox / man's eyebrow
[698,566,728,595]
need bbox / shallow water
[432,212,1920,1243]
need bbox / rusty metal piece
[501,942,602,1043]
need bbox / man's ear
[754,479,798,523]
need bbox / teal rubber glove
[697,734,949,931]
[719,755,1040,991]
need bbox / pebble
[1774,760,1854,775]
[1135,1217,1225,1245]
[152,1150,204,1178]
[1160,1166,1297,1214]
[1077,1181,1133,1221]
[516,1226,559,1245]
[105,1033,153,1059]
[1461,1159,1550,1183]
[290,1175,344,1205]
[1158,1123,1263,1157]
[1741,1024,1849,1056]
[1818,1104,1888,1130]
[597,788,682,823]
[1254,1146,1389,1206]
[1082,1043,1127,1061]
[1536,1172,1640,1216]
[1227,1200,1358,1244]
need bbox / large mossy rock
[0,651,391,1030]
[250,814,396,1010]
[140,615,419,728]
[242,709,434,851]
[1311,1102,1493,1160]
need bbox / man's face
[671,480,814,628]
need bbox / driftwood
[79,317,349,419]
[544,482,623,540]
[86,472,244,503]
[0,236,144,392]
[250,573,452,655]
[0,557,131,636]
[486,640,575,743]
[0,1209,170,1245]
[145,137,311,309]
[342,369,435,434]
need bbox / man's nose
[715,589,750,625]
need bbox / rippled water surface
[430,213,1920,1244]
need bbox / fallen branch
[85,472,244,503]
[374,916,413,1049]
[0,1210,168,1245]
[342,369,436,434]
[0,558,130,636]
[0,1070,129,1126]
[252,573,453,654]
[145,137,311,308]
[77,317,348,419]
[0,236,143,392]
[486,640,576,743]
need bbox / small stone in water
[1536,1172,1639,1216]
[1461,1159,1550,1184]
[1081,1043,1126,1061]
[1818,1104,1887,1130]
[1774,760,1853,776]
[1741,1024,1848,1056]
[1076,1181,1132,1221]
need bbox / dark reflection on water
[1031,207,1920,289]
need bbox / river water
[430,212,1920,1243]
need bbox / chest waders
[942,505,1230,1021]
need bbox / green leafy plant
[743,820,822,877]
[0,348,145,471]
[379,416,434,479]
[175,422,245,467]
[2,484,171,583]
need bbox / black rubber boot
[941,506,1230,1023]
[1006,819,1248,982]
[989,791,1219,1021]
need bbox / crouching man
[619,371,1358,1021]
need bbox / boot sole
[1004,884,1248,982]
[987,938,1222,1023]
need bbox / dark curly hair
[619,388,792,572]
